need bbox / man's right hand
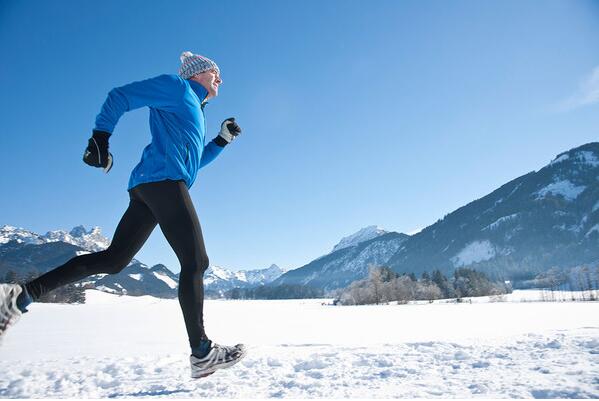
[83,130,113,173]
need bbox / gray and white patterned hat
[178,51,220,79]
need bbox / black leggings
[25,179,210,347]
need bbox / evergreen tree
[432,269,454,298]
[452,268,502,298]
[421,271,431,282]
[38,283,85,304]
[225,284,324,300]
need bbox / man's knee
[181,254,209,276]
[197,254,209,273]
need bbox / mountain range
[272,142,599,290]
[3,142,599,296]
[0,225,110,251]
[0,225,284,298]
[204,264,285,297]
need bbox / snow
[234,270,247,281]
[128,274,142,281]
[506,181,523,199]
[0,225,43,245]
[1,290,597,398]
[204,265,235,284]
[451,240,496,267]
[482,213,519,231]
[550,150,599,168]
[576,150,599,167]
[551,153,570,165]
[42,226,110,252]
[204,264,283,289]
[331,225,388,253]
[585,224,599,237]
[313,237,406,286]
[95,285,117,294]
[569,215,589,234]
[241,264,284,285]
[535,180,586,201]
[153,272,178,289]
[0,225,110,251]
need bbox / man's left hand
[218,118,242,144]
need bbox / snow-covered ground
[0,290,598,398]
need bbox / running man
[0,51,245,379]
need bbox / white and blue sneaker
[0,284,29,342]
[190,340,247,379]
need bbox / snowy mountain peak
[69,225,88,237]
[331,225,389,253]
[69,225,103,237]
[42,225,110,252]
[0,225,44,245]
[267,263,281,271]
[150,264,170,273]
[244,264,285,284]
[206,265,235,280]
[203,263,285,293]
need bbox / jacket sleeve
[94,74,185,134]
[199,140,226,169]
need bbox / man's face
[192,69,222,100]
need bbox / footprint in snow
[294,359,330,371]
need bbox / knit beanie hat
[178,51,220,79]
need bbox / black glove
[215,118,242,146]
[83,130,113,173]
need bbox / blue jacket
[94,74,224,190]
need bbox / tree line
[527,265,599,301]
[334,266,510,305]
[225,283,324,300]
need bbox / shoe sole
[193,371,215,379]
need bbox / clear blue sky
[1,0,598,273]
